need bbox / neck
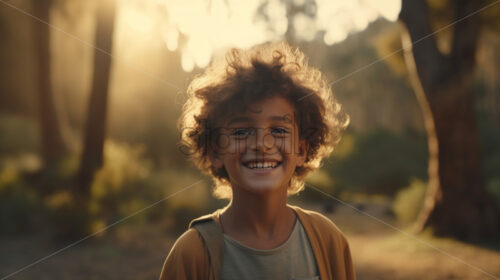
[222,186,294,238]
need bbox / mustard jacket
[159,205,356,280]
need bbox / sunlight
[181,51,195,72]
[164,26,179,51]
[121,7,153,34]
[187,36,212,68]
[119,0,402,72]
[263,0,288,37]
[293,13,316,42]
[164,0,272,71]
[374,0,402,21]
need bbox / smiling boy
[160,42,354,280]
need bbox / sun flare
[119,0,401,72]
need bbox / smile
[243,161,282,169]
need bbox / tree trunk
[399,0,500,241]
[33,0,68,167]
[77,0,116,198]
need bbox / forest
[0,0,499,279]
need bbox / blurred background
[0,0,499,279]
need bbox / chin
[241,181,284,194]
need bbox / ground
[1,200,499,280]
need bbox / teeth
[246,161,278,169]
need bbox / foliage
[374,23,406,76]
[326,128,428,196]
[0,115,38,155]
[305,169,335,191]
[42,141,164,238]
[487,179,500,207]
[392,178,427,225]
[297,169,336,203]
[82,141,156,232]
[0,135,221,238]
[0,164,44,234]
[478,110,500,206]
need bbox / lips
[242,159,282,169]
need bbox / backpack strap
[189,214,224,280]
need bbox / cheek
[226,139,246,154]
[216,134,245,155]
[237,140,247,154]
[275,137,294,154]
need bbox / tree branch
[450,0,483,72]
[399,0,445,93]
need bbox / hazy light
[315,0,400,46]
[372,0,401,21]
[122,8,153,34]
[264,0,288,36]
[181,51,195,72]
[164,26,178,51]
[293,13,316,41]
[187,36,212,68]
[163,0,274,71]
[324,26,348,45]
[155,0,401,71]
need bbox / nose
[249,127,274,152]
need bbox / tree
[77,0,116,198]
[33,0,69,167]
[399,0,500,240]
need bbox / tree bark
[33,0,68,167]
[399,0,500,241]
[77,0,116,198]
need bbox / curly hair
[177,42,349,199]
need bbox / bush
[87,141,156,224]
[41,141,157,238]
[0,115,38,155]
[486,178,500,207]
[0,165,44,234]
[327,128,428,196]
[392,178,427,225]
[478,110,500,207]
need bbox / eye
[271,127,289,136]
[231,128,252,138]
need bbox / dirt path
[1,201,499,279]
[305,201,500,280]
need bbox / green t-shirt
[221,218,319,280]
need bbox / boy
[160,42,354,280]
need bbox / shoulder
[291,205,356,279]
[159,226,211,279]
[159,209,225,280]
[292,205,343,231]
[170,208,222,256]
[291,205,349,245]
[169,228,207,258]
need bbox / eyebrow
[227,115,292,126]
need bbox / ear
[296,139,308,166]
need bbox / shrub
[0,115,38,155]
[392,178,427,225]
[43,141,157,238]
[486,178,500,207]
[87,141,155,224]
[327,128,428,196]
[0,165,44,234]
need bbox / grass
[0,199,499,280]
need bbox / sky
[119,0,401,72]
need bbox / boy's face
[211,96,307,195]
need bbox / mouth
[242,161,282,170]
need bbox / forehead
[223,97,297,126]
